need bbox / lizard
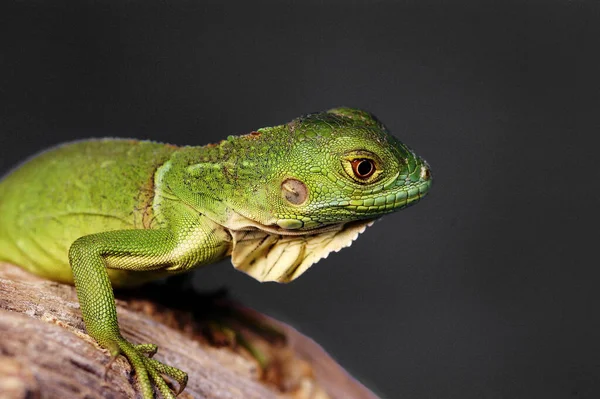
[0,107,432,398]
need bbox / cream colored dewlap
[230,219,375,283]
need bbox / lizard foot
[111,337,187,399]
[202,304,286,370]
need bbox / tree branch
[0,263,379,399]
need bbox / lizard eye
[351,159,375,179]
[342,151,383,184]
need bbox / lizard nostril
[420,166,431,181]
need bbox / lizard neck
[154,125,289,228]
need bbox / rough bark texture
[0,263,379,399]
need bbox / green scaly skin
[0,108,432,398]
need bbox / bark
[0,263,379,399]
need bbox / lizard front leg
[68,222,229,398]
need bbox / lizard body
[0,108,432,398]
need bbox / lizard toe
[117,338,184,399]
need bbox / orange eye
[350,159,376,179]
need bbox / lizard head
[264,107,432,230]
[225,107,432,282]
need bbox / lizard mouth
[222,206,373,237]
[362,163,431,213]
[308,167,432,219]
[233,212,371,236]
[358,179,431,214]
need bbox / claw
[145,359,176,399]
[103,351,119,381]
[235,332,269,370]
[134,343,159,358]
[115,338,186,399]
[146,358,188,395]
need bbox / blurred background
[1,1,599,398]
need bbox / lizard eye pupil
[351,159,375,179]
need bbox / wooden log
[0,263,379,399]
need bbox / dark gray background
[1,1,599,398]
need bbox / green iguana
[0,108,432,398]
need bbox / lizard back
[0,139,177,284]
